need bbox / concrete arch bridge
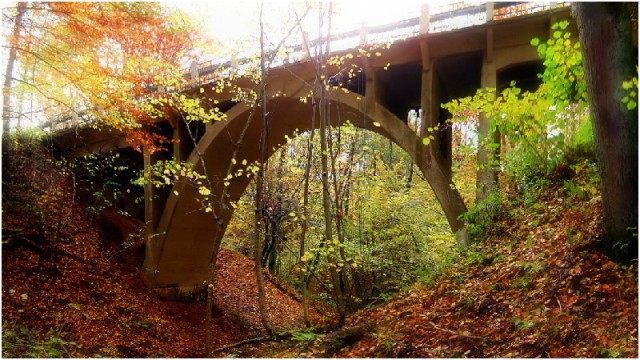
[52,3,572,299]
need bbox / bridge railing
[185,2,569,88]
[50,2,568,132]
[43,110,94,133]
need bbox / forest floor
[2,141,638,358]
[229,170,639,357]
[2,142,321,357]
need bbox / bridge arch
[142,90,468,297]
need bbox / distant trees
[573,3,638,262]
[2,2,26,154]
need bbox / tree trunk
[300,99,316,327]
[317,0,346,325]
[253,1,271,335]
[3,2,27,155]
[573,3,638,261]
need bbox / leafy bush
[459,190,502,241]
[443,21,590,183]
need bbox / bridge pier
[142,120,194,296]
[420,40,452,180]
[169,117,193,163]
[477,28,500,203]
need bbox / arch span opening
[142,93,468,297]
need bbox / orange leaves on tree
[12,2,210,152]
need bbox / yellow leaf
[372,121,381,127]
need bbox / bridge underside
[141,93,472,298]
[142,9,573,299]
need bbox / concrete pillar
[420,40,451,178]
[360,19,368,45]
[419,4,430,35]
[477,28,499,203]
[189,60,199,87]
[364,65,375,102]
[302,31,311,59]
[170,118,191,163]
[231,51,239,70]
[142,146,160,287]
[486,2,495,22]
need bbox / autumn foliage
[235,177,637,358]
[8,2,207,151]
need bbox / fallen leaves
[2,144,321,357]
[333,183,638,358]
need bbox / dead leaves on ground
[337,185,637,358]
[2,145,321,357]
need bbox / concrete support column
[486,2,495,22]
[419,4,430,35]
[363,50,376,102]
[420,40,451,178]
[360,19,368,45]
[170,118,191,163]
[477,28,500,203]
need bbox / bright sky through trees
[169,0,427,58]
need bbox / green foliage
[511,317,536,331]
[416,250,463,286]
[341,157,456,300]
[562,160,599,201]
[2,321,78,358]
[565,117,595,162]
[522,261,544,274]
[443,20,591,183]
[224,126,457,312]
[135,159,217,212]
[291,328,320,342]
[58,152,133,215]
[600,347,623,358]
[621,68,638,111]
[534,21,587,105]
[459,190,501,241]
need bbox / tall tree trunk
[3,2,27,156]
[300,107,315,327]
[573,3,638,261]
[253,1,272,335]
[316,0,346,326]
